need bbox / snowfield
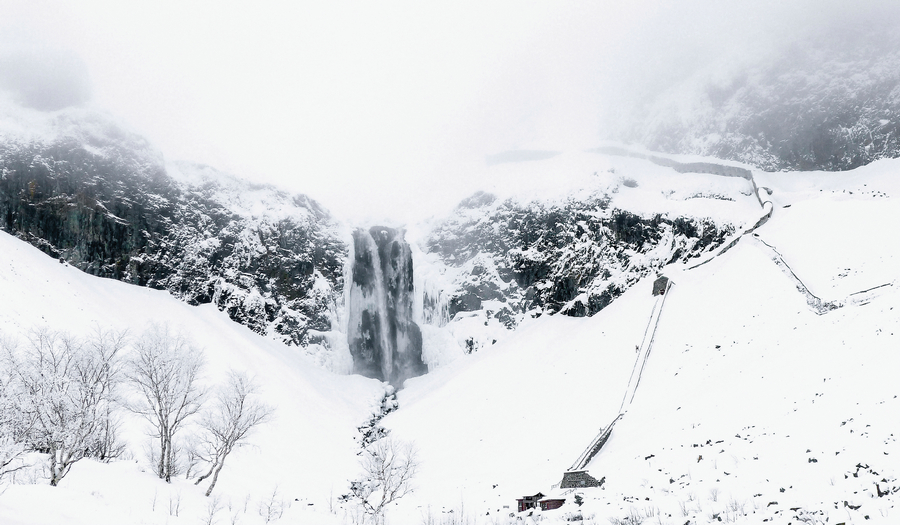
[1,152,899,524]
[0,227,387,525]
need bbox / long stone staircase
[555,277,673,489]
[554,146,895,492]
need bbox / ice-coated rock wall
[0,115,345,349]
[347,226,426,387]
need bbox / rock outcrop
[426,190,733,331]
[0,115,345,347]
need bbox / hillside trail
[564,277,672,475]
[559,149,770,480]
[559,147,895,487]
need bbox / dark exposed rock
[449,292,482,317]
[0,119,345,347]
[428,193,733,328]
[559,470,605,489]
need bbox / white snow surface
[166,161,317,223]
[1,154,899,524]
[405,149,762,245]
[0,230,386,525]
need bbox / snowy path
[595,144,776,267]
[618,280,672,413]
[751,234,895,314]
[559,147,895,486]
[611,145,899,313]
[563,278,674,475]
[558,147,770,476]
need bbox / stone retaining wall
[560,470,605,489]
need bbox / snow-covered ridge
[0,105,778,376]
[166,161,330,224]
[383,156,900,523]
[610,23,900,171]
[0,147,898,524]
[0,108,347,354]
[415,151,762,353]
[0,228,387,524]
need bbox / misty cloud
[0,48,91,111]
[592,1,900,165]
[485,150,561,166]
[3,0,900,221]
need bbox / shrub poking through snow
[348,436,419,524]
[193,370,273,496]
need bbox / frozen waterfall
[347,226,427,387]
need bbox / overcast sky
[1,0,896,225]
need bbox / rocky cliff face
[0,113,345,348]
[0,108,748,376]
[424,188,734,340]
[347,227,426,387]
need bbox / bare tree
[0,434,27,484]
[257,485,285,523]
[78,327,128,462]
[127,325,206,482]
[86,404,128,462]
[0,341,29,483]
[194,371,273,496]
[349,437,419,524]
[5,327,125,485]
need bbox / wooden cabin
[539,497,566,511]
[516,493,544,512]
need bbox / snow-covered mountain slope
[0,104,346,351]
[0,229,384,525]
[611,19,900,172]
[1,151,898,525]
[1,105,773,374]
[378,158,900,524]
[414,150,762,351]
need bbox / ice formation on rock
[347,226,427,387]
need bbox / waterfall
[347,226,427,387]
